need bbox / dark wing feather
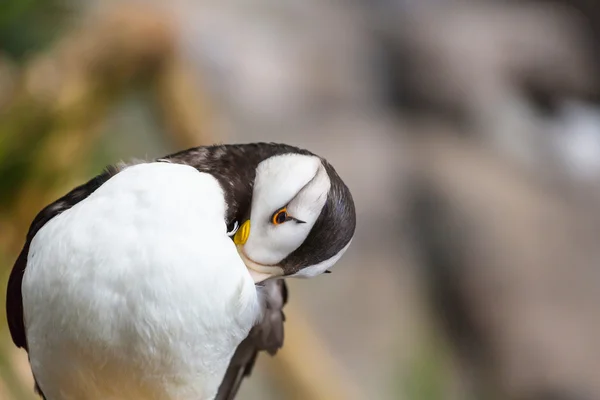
[216,279,289,400]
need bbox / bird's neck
[163,143,315,226]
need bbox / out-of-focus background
[2,0,600,399]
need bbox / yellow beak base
[233,220,250,245]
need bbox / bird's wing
[6,168,118,351]
[6,168,119,399]
[215,279,288,400]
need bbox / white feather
[244,154,330,265]
[290,240,352,278]
[22,162,260,400]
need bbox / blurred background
[2,0,600,399]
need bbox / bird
[5,142,356,400]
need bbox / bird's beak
[233,220,251,246]
[234,220,284,283]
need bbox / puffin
[5,143,356,400]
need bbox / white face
[234,154,335,282]
[245,154,330,264]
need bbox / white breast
[22,163,260,400]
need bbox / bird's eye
[272,208,288,225]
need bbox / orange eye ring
[272,208,288,225]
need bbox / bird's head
[232,153,355,283]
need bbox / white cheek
[252,155,321,217]
[291,240,352,278]
[244,155,335,266]
[244,222,312,265]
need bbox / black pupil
[276,211,287,224]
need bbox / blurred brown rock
[407,131,600,400]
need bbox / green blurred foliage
[399,329,452,400]
[0,0,77,210]
[0,0,75,61]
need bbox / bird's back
[21,163,260,400]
